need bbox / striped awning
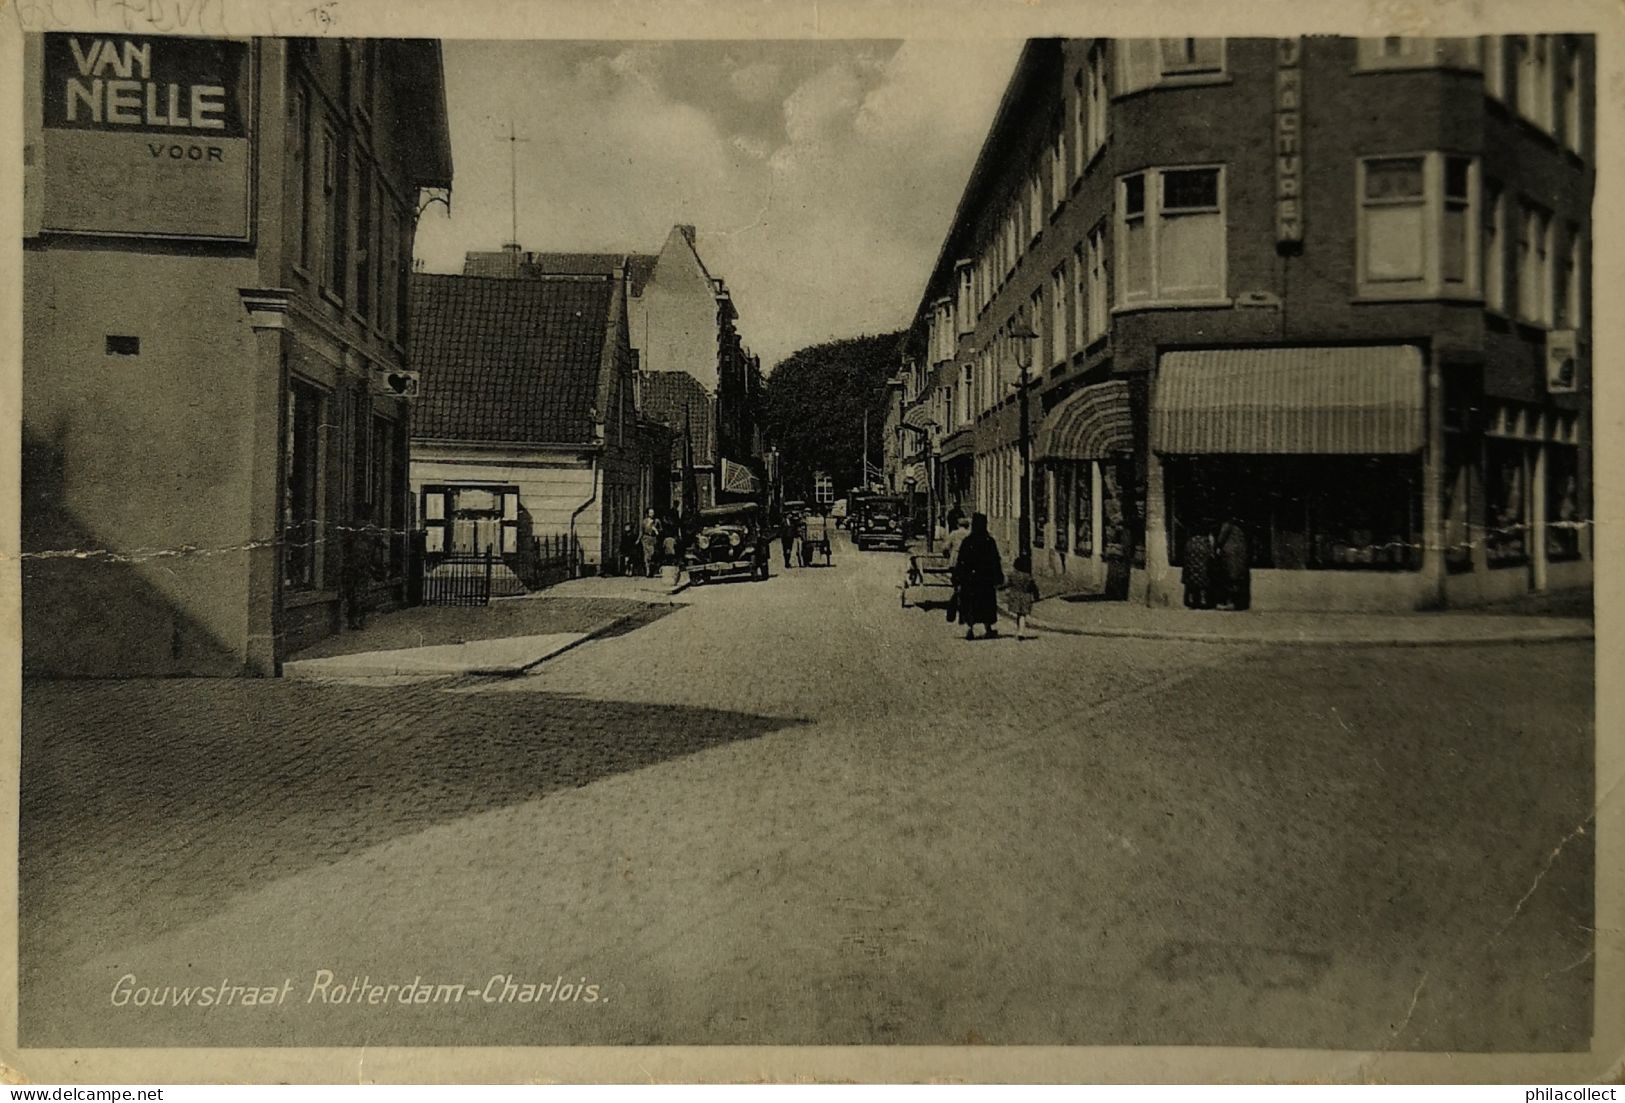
[901,461,927,485]
[721,458,760,495]
[1035,380,1134,462]
[904,402,936,431]
[1152,346,1425,455]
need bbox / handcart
[800,513,834,566]
[900,550,955,608]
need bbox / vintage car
[686,502,771,583]
[853,495,909,550]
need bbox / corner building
[22,35,453,673]
[903,37,1592,611]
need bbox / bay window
[1116,39,1225,95]
[1116,166,1225,306]
[1356,37,1481,71]
[1356,153,1479,299]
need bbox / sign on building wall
[1276,38,1304,248]
[40,33,254,242]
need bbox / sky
[413,39,1023,370]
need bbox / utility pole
[1009,313,1040,562]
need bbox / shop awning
[904,402,936,431]
[720,459,760,495]
[1152,346,1425,454]
[901,461,927,486]
[1035,380,1134,462]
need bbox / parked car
[853,495,909,550]
[830,498,849,528]
[686,503,771,583]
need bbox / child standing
[1005,553,1040,640]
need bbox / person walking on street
[1214,515,1252,611]
[780,510,798,569]
[1005,553,1040,640]
[953,512,1004,641]
[640,509,661,578]
[939,514,972,623]
[946,500,964,534]
[619,522,642,577]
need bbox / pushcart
[900,551,955,608]
[800,513,834,566]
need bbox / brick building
[900,36,1592,611]
[22,35,452,674]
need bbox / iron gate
[421,548,494,607]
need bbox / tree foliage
[761,331,904,499]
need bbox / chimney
[677,224,697,246]
[502,240,522,277]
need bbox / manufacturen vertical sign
[1275,38,1303,249]
[40,34,254,241]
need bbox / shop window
[1485,439,1528,567]
[1034,466,1049,548]
[1055,465,1071,554]
[1117,167,1225,306]
[1356,37,1481,71]
[1164,456,1420,571]
[284,380,324,589]
[1074,463,1092,556]
[1442,434,1475,573]
[1357,153,1479,299]
[1546,445,1583,562]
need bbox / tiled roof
[641,370,717,465]
[462,250,660,297]
[410,273,612,446]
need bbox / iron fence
[420,547,495,607]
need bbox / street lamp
[1007,313,1040,561]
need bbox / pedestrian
[640,509,660,578]
[1181,524,1215,609]
[1213,515,1252,611]
[939,514,972,623]
[780,509,799,569]
[340,523,379,630]
[953,512,1004,641]
[1005,553,1040,640]
[946,500,964,533]
[619,522,642,578]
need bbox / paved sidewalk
[1019,593,1593,646]
[282,632,590,679]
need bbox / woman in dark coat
[1213,516,1251,611]
[1182,525,1215,609]
[953,512,1005,640]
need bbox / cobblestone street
[20,534,1594,1053]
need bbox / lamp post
[1007,314,1040,561]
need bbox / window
[1517,202,1553,325]
[1116,166,1225,306]
[1116,38,1225,94]
[1027,289,1045,372]
[1357,153,1479,299]
[1483,35,1505,100]
[1072,69,1087,179]
[1485,440,1528,567]
[1560,225,1583,329]
[322,129,349,297]
[1087,222,1109,337]
[1515,35,1554,132]
[284,379,324,589]
[1050,264,1068,366]
[1087,45,1109,158]
[1072,243,1087,354]
[1484,181,1505,312]
[1159,38,1223,75]
[1356,37,1481,71]
[1050,131,1066,214]
[1562,39,1583,154]
[354,165,373,319]
[290,87,310,269]
[1028,171,1043,243]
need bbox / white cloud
[415,39,1021,368]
